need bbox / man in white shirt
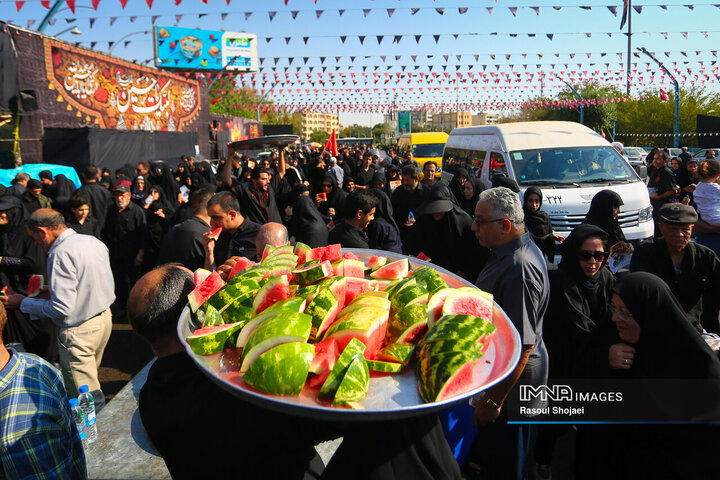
[2,209,115,404]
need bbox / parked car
[693,148,720,160]
[623,147,648,165]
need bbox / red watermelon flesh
[442,288,494,323]
[342,251,359,261]
[306,244,342,263]
[344,278,376,305]
[27,274,45,298]
[191,324,234,336]
[251,275,291,316]
[370,259,409,280]
[426,288,456,328]
[307,370,331,389]
[324,307,389,359]
[194,268,212,286]
[209,226,223,240]
[294,242,311,265]
[308,337,340,375]
[436,356,483,402]
[188,271,225,312]
[227,257,258,280]
[1,286,10,295]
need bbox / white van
[442,121,654,244]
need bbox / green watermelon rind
[333,355,370,406]
[207,279,259,311]
[186,321,244,356]
[369,258,409,280]
[251,275,291,316]
[376,342,416,366]
[201,304,223,327]
[294,261,333,285]
[366,359,405,373]
[416,348,485,403]
[305,288,340,338]
[188,271,225,313]
[319,338,366,399]
[243,342,315,396]
[240,312,312,372]
[236,297,307,348]
[411,266,449,295]
[390,285,429,315]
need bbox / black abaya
[522,187,557,262]
[581,189,626,247]
[289,195,329,248]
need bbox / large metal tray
[178,249,521,420]
[228,135,299,150]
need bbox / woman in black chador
[0,196,57,362]
[582,189,627,248]
[522,187,559,262]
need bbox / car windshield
[624,148,644,155]
[412,143,446,158]
[509,146,640,186]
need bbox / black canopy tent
[42,127,198,173]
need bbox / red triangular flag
[66,0,75,13]
[41,0,50,8]
[146,0,153,8]
[119,0,128,9]
[15,1,24,11]
[91,0,100,9]
[325,129,339,157]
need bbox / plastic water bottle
[78,385,97,444]
[69,398,87,447]
[407,211,416,223]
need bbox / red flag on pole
[325,129,339,157]
[660,88,669,102]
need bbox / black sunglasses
[578,250,606,262]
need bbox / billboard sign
[154,26,258,72]
[398,111,411,134]
[44,39,201,131]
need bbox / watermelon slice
[309,336,340,375]
[194,268,212,287]
[306,244,343,263]
[337,259,366,278]
[388,303,428,344]
[240,312,312,372]
[236,298,307,349]
[260,244,294,262]
[426,288,456,329]
[209,226,223,240]
[367,359,405,374]
[294,260,333,285]
[251,275,291,316]
[316,276,347,312]
[333,355,370,406]
[416,348,485,403]
[376,342,416,366]
[319,338,366,399]
[27,274,45,298]
[411,266,448,295]
[370,259,409,280]
[227,257,258,280]
[323,306,389,359]
[186,321,244,355]
[344,277,377,305]
[442,287,494,323]
[243,342,315,396]
[305,288,341,339]
[307,370,331,389]
[0,286,11,296]
[365,255,387,272]
[188,271,225,312]
[342,251,360,261]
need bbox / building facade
[294,112,340,139]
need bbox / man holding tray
[471,187,550,479]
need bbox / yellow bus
[397,132,448,177]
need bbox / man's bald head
[255,222,289,257]
[128,264,194,346]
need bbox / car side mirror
[636,165,648,180]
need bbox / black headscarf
[448,167,468,205]
[290,195,329,248]
[156,162,181,205]
[613,272,720,380]
[0,196,28,238]
[196,161,217,188]
[459,176,484,217]
[523,187,556,262]
[545,224,613,379]
[132,175,149,205]
[318,174,347,218]
[491,174,520,193]
[54,174,76,199]
[582,189,626,247]
[368,188,399,234]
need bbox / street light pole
[559,78,584,125]
[108,31,151,54]
[638,47,680,148]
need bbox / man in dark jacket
[158,189,213,272]
[391,165,428,253]
[203,191,262,268]
[103,184,146,312]
[630,203,720,334]
[328,190,376,248]
[76,165,114,226]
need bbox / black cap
[657,203,698,225]
[417,185,454,215]
[113,184,131,194]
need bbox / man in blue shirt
[0,303,86,479]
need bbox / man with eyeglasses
[468,187,550,477]
[630,203,720,334]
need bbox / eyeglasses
[578,250,607,262]
[608,304,634,322]
[472,216,506,227]
[322,184,332,188]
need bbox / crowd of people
[1,141,720,479]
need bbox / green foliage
[615,87,720,147]
[410,124,434,133]
[371,123,385,144]
[208,81,293,126]
[309,130,330,144]
[340,124,372,138]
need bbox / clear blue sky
[3,0,719,126]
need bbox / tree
[208,80,293,126]
[340,124,372,138]
[309,130,330,144]
[371,123,385,143]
